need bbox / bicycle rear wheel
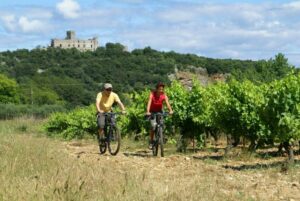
[108,126,121,156]
[158,127,164,157]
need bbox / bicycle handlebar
[150,112,170,116]
[97,112,125,116]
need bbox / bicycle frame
[151,112,168,157]
[104,113,117,137]
[98,112,122,155]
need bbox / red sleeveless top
[149,92,166,112]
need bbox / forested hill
[0,43,295,107]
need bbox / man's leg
[97,114,105,141]
[150,129,154,141]
[98,128,104,138]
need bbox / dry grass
[0,118,299,201]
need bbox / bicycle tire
[152,140,159,156]
[97,135,107,154]
[152,128,159,156]
[108,126,121,156]
[158,127,164,157]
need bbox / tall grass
[0,104,66,119]
[0,118,299,201]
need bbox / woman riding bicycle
[146,82,173,149]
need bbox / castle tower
[66,31,76,40]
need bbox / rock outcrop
[168,66,229,89]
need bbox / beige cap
[104,83,113,89]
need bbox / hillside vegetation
[0,43,295,107]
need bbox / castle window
[91,45,93,48]
[78,45,80,47]
[60,44,62,47]
[68,44,70,47]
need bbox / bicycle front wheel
[97,135,107,154]
[152,139,159,156]
[158,127,164,157]
[108,126,121,156]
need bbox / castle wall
[51,31,99,51]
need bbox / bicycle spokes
[108,127,121,156]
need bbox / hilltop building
[51,31,98,51]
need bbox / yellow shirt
[96,92,121,112]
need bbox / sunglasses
[106,88,112,91]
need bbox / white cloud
[283,1,300,10]
[1,13,50,33]
[1,14,17,31]
[56,0,81,19]
[18,17,46,33]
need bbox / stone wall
[51,31,99,51]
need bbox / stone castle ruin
[51,31,98,51]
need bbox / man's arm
[96,93,103,113]
[114,94,126,113]
[165,95,173,114]
[116,100,125,111]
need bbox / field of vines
[45,73,300,161]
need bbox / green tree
[0,74,19,103]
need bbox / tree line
[0,43,296,108]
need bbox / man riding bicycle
[96,83,126,141]
[146,82,173,149]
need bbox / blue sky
[0,0,300,66]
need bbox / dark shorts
[97,113,116,129]
[97,113,105,129]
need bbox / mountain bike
[97,112,121,156]
[150,112,169,157]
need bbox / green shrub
[44,105,98,139]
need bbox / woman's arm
[165,95,173,114]
[146,93,152,115]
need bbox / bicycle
[150,112,169,157]
[97,112,122,156]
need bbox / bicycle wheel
[152,140,159,156]
[108,126,121,156]
[97,135,107,154]
[158,127,164,157]
[152,129,159,156]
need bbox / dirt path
[64,141,300,201]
